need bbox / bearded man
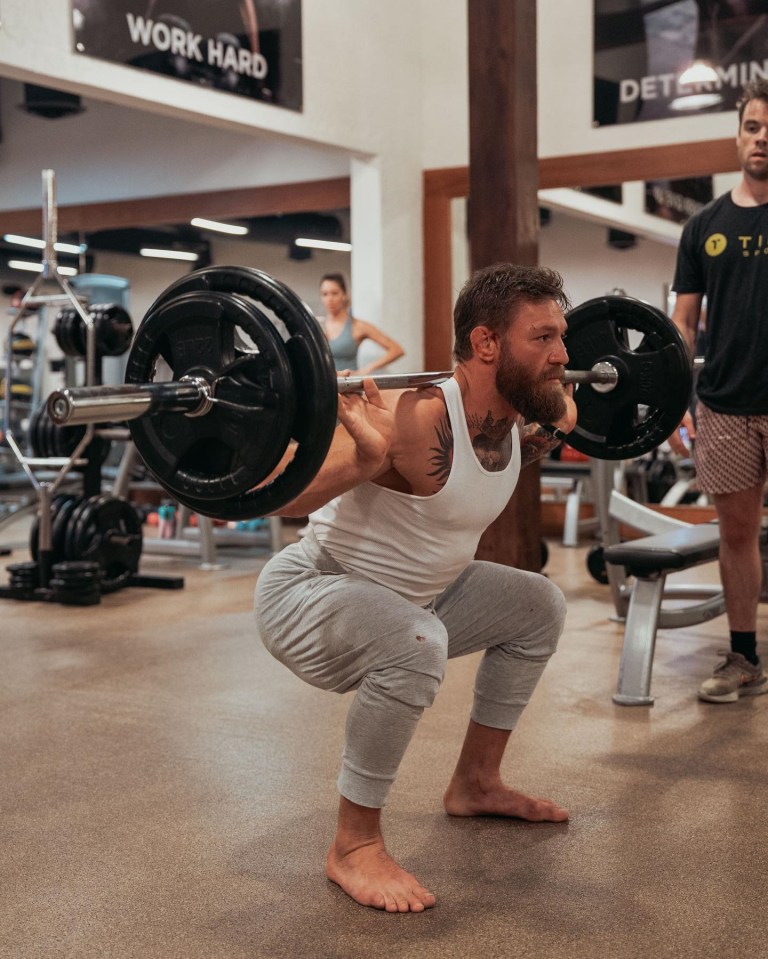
[255,262,577,912]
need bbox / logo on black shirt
[704,233,728,257]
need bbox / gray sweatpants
[255,530,566,808]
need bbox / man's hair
[452,262,570,362]
[320,272,347,293]
[737,79,768,123]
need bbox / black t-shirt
[673,192,768,414]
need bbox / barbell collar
[575,362,619,392]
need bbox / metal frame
[2,170,99,588]
[590,459,726,706]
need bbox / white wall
[450,197,679,317]
[0,81,352,211]
[539,213,678,312]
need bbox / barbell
[46,266,693,521]
[50,366,620,424]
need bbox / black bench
[604,523,722,706]
[604,523,721,578]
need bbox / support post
[467,0,542,571]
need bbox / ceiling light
[8,259,78,276]
[190,217,248,235]
[669,92,723,111]
[294,238,352,252]
[4,233,86,254]
[139,248,199,261]
[678,60,719,85]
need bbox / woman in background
[319,273,404,374]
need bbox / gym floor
[1,520,767,959]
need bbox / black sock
[730,631,759,666]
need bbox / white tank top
[310,377,521,606]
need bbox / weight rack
[1,170,183,603]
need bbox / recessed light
[190,217,248,236]
[139,248,199,261]
[294,238,352,252]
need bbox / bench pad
[603,524,720,577]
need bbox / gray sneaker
[698,650,768,703]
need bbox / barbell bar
[41,266,692,521]
[49,364,621,428]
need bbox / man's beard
[496,342,567,424]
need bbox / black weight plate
[7,560,40,585]
[85,435,111,469]
[64,497,95,562]
[93,303,134,356]
[128,266,338,520]
[564,296,693,461]
[53,310,71,355]
[27,405,43,457]
[66,495,143,593]
[53,421,87,458]
[52,496,82,564]
[66,309,81,357]
[57,308,83,358]
[73,309,88,358]
[43,409,58,458]
[29,494,78,563]
[126,285,297,505]
[53,310,68,355]
[586,544,609,585]
[49,413,63,459]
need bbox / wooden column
[467,0,542,572]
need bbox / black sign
[72,0,302,111]
[645,176,713,224]
[594,1,768,126]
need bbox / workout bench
[604,523,723,706]
[585,459,737,706]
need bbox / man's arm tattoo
[427,416,453,486]
[520,423,563,468]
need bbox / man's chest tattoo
[428,411,523,485]
[467,411,516,471]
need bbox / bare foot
[443,778,569,821]
[326,838,437,913]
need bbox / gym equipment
[564,296,692,461]
[47,268,693,521]
[586,544,609,585]
[26,493,144,593]
[2,170,185,603]
[585,457,738,706]
[49,560,103,607]
[27,403,111,467]
[54,303,133,358]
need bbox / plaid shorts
[694,402,768,495]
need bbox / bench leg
[563,479,584,547]
[612,574,667,706]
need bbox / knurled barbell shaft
[338,368,618,392]
[48,366,620,427]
